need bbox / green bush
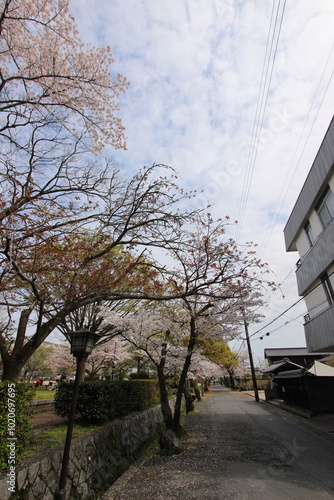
[130,372,150,379]
[78,381,110,423]
[0,382,35,471]
[54,379,160,424]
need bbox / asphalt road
[103,386,334,500]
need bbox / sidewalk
[101,390,225,500]
[101,388,334,500]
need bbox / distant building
[284,116,334,353]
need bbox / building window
[304,221,314,246]
[321,273,334,305]
[316,186,334,228]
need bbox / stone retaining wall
[0,402,171,500]
[31,399,55,413]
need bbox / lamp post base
[54,489,66,500]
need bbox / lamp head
[69,329,101,358]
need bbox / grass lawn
[21,421,101,461]
[33,387,56,400]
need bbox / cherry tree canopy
[0,0,129,152]
[84,339,131,379]
[0,164,200,381]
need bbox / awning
[308,360,334,376]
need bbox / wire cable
[251,297,329,342]
[248,269,334,338]
[236,0,286,243]
[258,45,334,259]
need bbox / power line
[236,339,246,357]
[248,269,334,339]
[250,295,304,338]
[258,44,334,259]
[266,304,304,325]
[251,297,329,342]
[236,0,286,242]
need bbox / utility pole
[243,315,259,402]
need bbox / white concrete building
[284,116,334,353]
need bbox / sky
[70,0,334,363]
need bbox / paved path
[102,386,334,500]
[32,410,67,431]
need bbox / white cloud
[70,0,334,359]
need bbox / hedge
[54,379,160,424]
[0,382,35,472]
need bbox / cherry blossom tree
[157,214,274,431]
[40,340,130,380]
[0,164,202,381]
[0,0,129,152]
[101,298,257,433]
[44,342,75,377]
[21,343,54,381]
[235,349,252,382]
[101,213,275,433]
[0,0,140,381]
[100,303,184,430]
[101,299,242,433]
[0,0,130,264]
[34,340,131,380]
[84,339,131,380]
[187,353,225,390]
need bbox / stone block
[159,429,180,455]
[17,468,28,490]
[0,397,177,499]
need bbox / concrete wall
[0,402,169,500]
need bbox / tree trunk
[173,353,192,434]
[157,363,174,431]
[1,307,70,382]
[183,386,195,414]
[173,316,196,435]
[228,369,235,390]
[2,357,25,381]
[192,379,202,401]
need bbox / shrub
[54,379,160,424]
[0,382,35,471]
[77,381,110,423]
[130,372,150,379]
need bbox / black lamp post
[55,329,101,500]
